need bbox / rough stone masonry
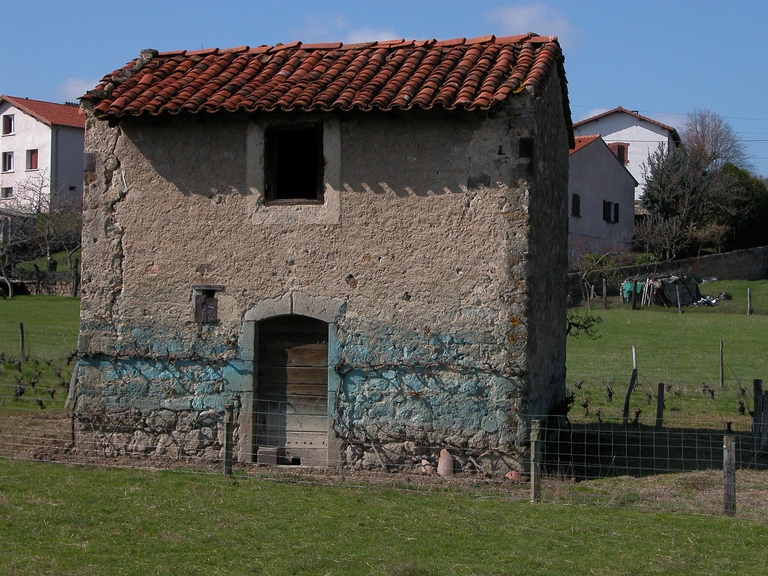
[74,38,572,474]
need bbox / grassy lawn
[0,459,766,576]
[567,281,768,427]
[0,295,80,410]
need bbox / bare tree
[679,108,751,170]
[0,170,82,298]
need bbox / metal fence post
[530,420,541,503]
[723,423,736,517]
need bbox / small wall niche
[193,284,225,323]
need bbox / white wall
[573,113,676,201]
[52,125,85,207]
[568,138,636,258]
[0,102,53,210]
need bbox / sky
[2,0,766,176]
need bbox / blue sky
[2,0,766,176]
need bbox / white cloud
[343,27,399,44]
[58,78,99,101]
[485,3,578,48]
[293,15,397,45]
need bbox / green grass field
[0,295,80,410]
[0,460,766,575]
[567,281,768,427]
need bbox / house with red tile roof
[568,134,637,258]
[573,107,680,202]
[74,35,573,473]
[0,95,84,210]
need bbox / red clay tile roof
[570,134,600,154]
[0,95,84,128]
[81,35,570,126]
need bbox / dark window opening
[519,137,534,158]
[265,126,323,203]
[26,149,38,170]
[608,142,629,165]
[2,115,14,135]
[603,200,619,223]
[193,284,225,323]
[571,193,581,216]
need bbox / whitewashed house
[573,107,680,202]
[0,95,85,211]
[568,135,637,259]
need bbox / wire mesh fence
[3,391,768,519]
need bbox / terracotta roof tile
[1,95,84,128]
[570,134,601,154]
[82,35,569,123]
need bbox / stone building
[75,35,573,473]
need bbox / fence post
[655,382,665,430]
[747,288,752,316]
[622,346,638,425]
[763,391,768,449]
[530,420,541,503]
[719,340,724,389]
[631,279,638,310]
[602,278,607,310]
[723,423,736,517]
[753,379,763,442]
[676,284,682,314]
[223,403,234,476]
[19,322,25,357]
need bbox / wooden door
[255,315,328,465]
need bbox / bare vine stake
[723,423,736,517]
[19,323,25,357]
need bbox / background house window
[1,187,12,199]
[603,200,619,223]
[265,125,323,202]
[608,142,630,165]
[2,114,14,135]
[571,193,581,216]
[2,152,13,172]
[26,149,38,170]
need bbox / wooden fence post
[530,420,541,503]
[676,284,682,314]
[753,379,763,442]
[19,322,25,357]
[723,423,736,517]
[655,382,665,430]
[602,278,607,310]
[631,279,638,310]
[622,346,638,425]
[223,403,234,476]
[719,340,724,389]
[747,288,752,315]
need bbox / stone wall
[75,89,569,472]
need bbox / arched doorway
[255,315,328,465]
